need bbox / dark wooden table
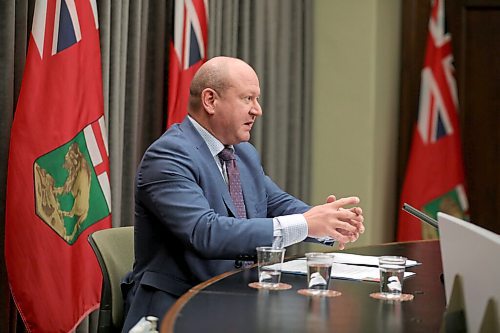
[161,240,446,333]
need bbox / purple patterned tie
[218,147,247,218]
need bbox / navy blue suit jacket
[122,118,310,331]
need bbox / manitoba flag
[5,0,111,332]
[397,0,468,241]
[166,0,208,128]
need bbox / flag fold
[397,0,468,241]
[5,0,111,331]
[166,0,208,128]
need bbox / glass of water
[378,256,407,299]
[256,246,286,288]
[299,252,340,297]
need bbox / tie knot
[218,147,235,161]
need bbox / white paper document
[331,253,419,267]
[280,253,418,282]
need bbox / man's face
[210,66,262,145]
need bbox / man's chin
[239,133,251,143]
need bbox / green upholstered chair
[88,226,134,333]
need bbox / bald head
[188,57,256,113]
[186,56,262,145]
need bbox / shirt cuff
[273,214,308,248]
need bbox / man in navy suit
[122,56,365,332]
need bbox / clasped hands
[303,195,365,250]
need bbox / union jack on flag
[166,0,209,128]
[417,0,458,144]
[32,0,99,58]
[397,0,468,241]
[5,0,111,332]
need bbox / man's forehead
[227,83,260,96]
[228,73,259,90]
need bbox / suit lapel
[179,119,240,218]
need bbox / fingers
[304,195,365,245]
[328,228,353,244]
[335,229,360,250]
[341,216,364,234]
[336,220,358,233]
[335,210,364,233]
[327,224,362,244]
[330,196,360,209]
[351,209,365,234]
[336,208,361,221]
[326,195,336,204]
[352,206,363,215]
[337,228,360,242]
[337,206,365,234]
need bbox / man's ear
[201,88,217,115]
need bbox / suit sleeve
[135,138,273,260]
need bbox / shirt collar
[187,116,233,157]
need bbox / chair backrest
[88,226,134,333]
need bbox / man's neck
[187,115,227,155]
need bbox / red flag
[397,0,468,241]
[166,0,209,128]
[5,0,112,332]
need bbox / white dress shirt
[188,116,308,248]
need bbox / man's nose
[251,101,262,116]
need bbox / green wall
[311,0,402,247]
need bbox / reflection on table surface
[162,240,446,333]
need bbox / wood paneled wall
[398,0,499,235]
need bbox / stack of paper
[281,253,420,282]
[331,253,419,267]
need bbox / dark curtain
[0,0,313,331]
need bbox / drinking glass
[256,246,286,288]
[298,252,341,297]
[378,256,406,299]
